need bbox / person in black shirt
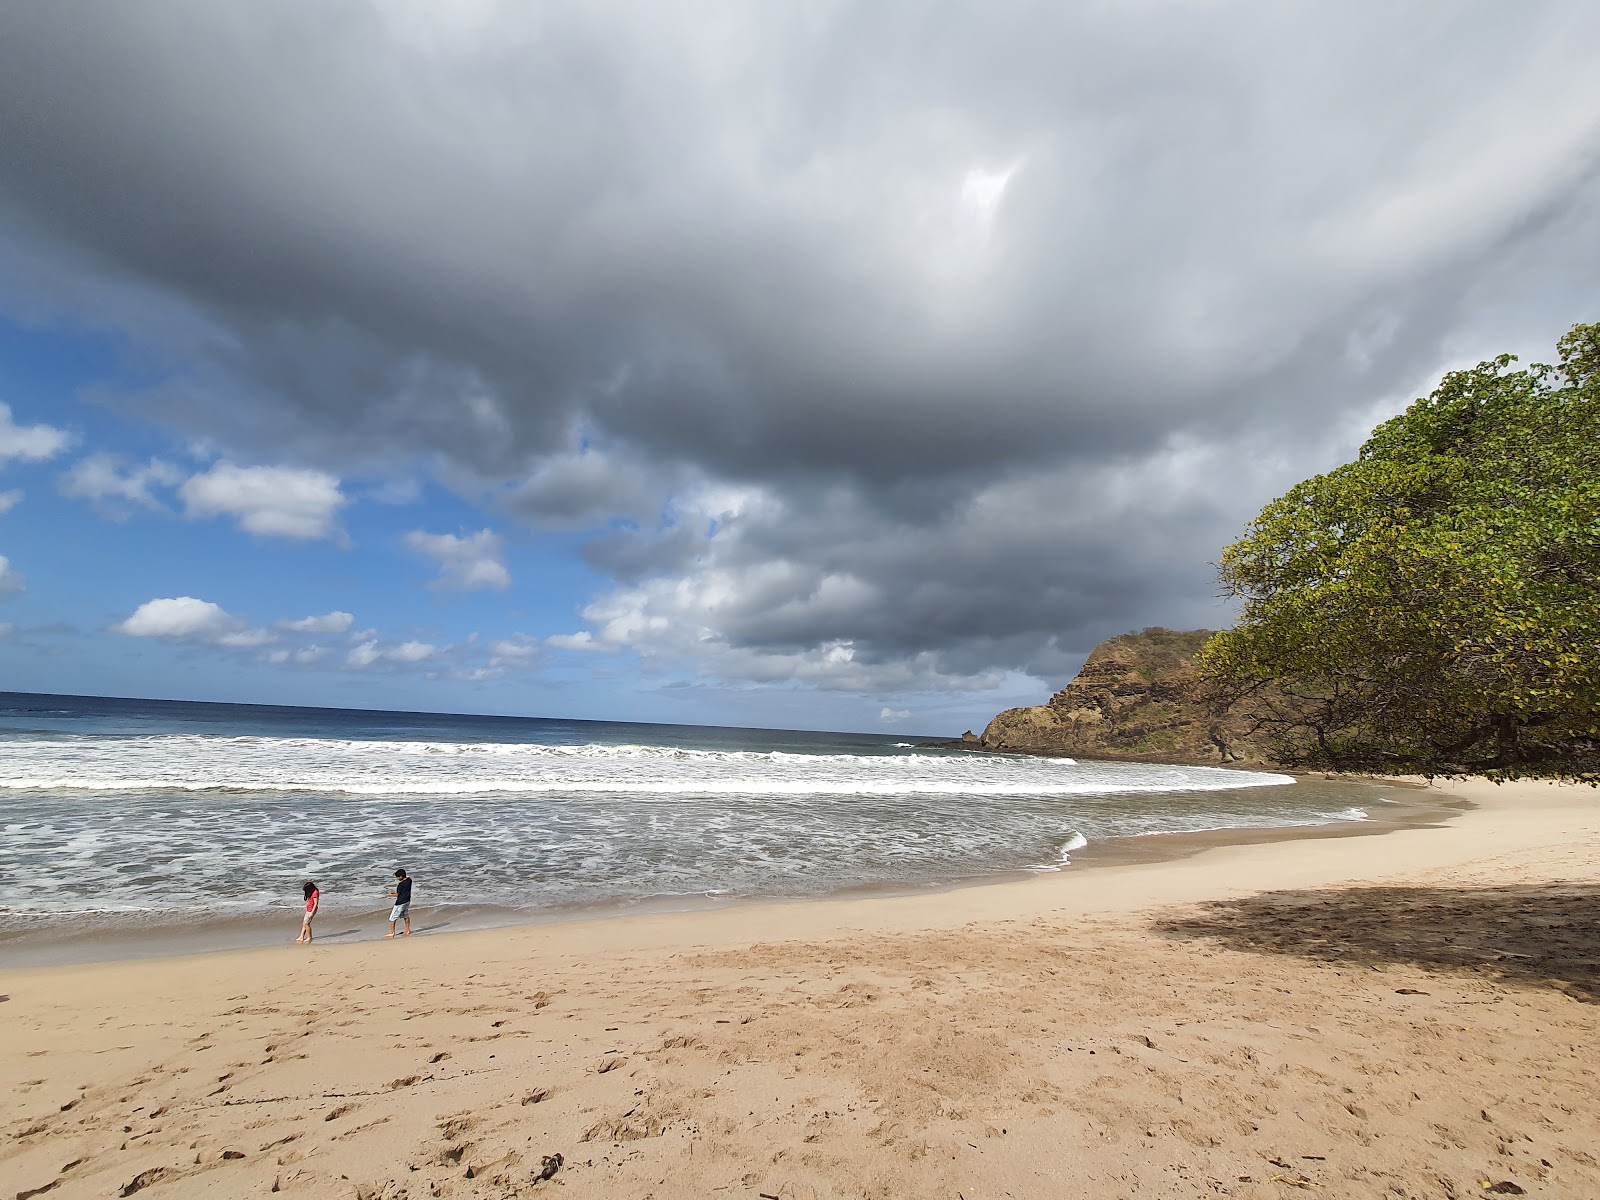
[386,868,414,938]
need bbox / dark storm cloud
[572,436,1284,690]
[2,1,1599,693]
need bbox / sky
[1,2,1598,734]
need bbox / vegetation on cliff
[1199,321,1600,781]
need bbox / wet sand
[2,777,1596,1198]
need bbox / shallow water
[0,692,1388,935]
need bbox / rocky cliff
[977,628,1269,765]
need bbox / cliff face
[979,628,1268,765]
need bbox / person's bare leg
[403,913,411,936]
[387,918,396,939]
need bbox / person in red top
[296,880,319,944]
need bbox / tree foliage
[1200,321,1600,780]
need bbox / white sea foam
[1026,830,1091,872]
[0,722,1385,933]
[0,775,1296,798]
[0,732,1290,799]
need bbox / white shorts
[390,902,410,922]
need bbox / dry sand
[2,778,1597,1199]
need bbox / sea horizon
[0,688,925,743]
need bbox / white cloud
[58,454,182,516]
[276,610,355,634]
[264,644,329,665]
[179,462,346,539]
[0,489,22,515]
[544,631,607,652]
[112,595,275,647]
[347,639,383,668]
[405,529,511,591]
[476,632,552,675]
[0,555,24,596]
[215,628,276,648]
[489,633,541,664]
[0,403,72,465]
[114,596,238,640]
[879,707,911,723]
[345,637,441,668]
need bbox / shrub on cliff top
[1200,321,1600,781]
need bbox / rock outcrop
[977,627,1269,765]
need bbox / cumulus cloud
[405,529,510,591]
[58,453,182,516]
[544,631,606,653]
[388,640,438,663]
[346,637,440,668]
[112,595,273,645]
[0,554,23,596]
[114,597,222,639]
[179,462,346,539]
[215,627,275,648]
[879,707,911,724]
[488,633,540,663]
[346,639,383,669]
[0,489,21,515]
[2,4,1598,701]
[276,610,355,634]
[325,630,537,677]
[263,644,328,665]
[0,403,71,465]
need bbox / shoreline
[3,777,1596,1199]
[0,773,1449,970]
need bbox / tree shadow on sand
[1154,883,1600,1004]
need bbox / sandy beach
[3,777,1597,1199]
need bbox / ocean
[0,692,1386,948]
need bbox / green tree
[1200,321,1600,780]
